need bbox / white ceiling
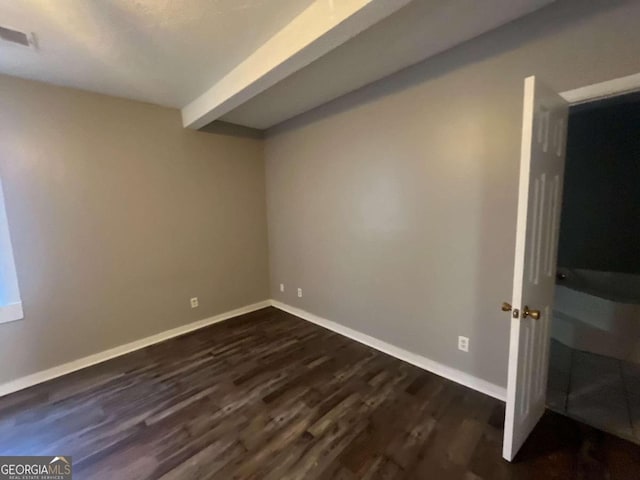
[180,0,414,129]
[0,0,555,130]
[0,0,313,107]
[220,0,555,129]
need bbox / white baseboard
[270,300,506,401]
[0,300,271,398]
[1,299,506,402]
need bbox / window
[0,177,22,323]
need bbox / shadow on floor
[516,410,640,479]
[547,339,640,445]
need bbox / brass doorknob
[522,306,541,320]
[501,302,512,312]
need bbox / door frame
[560,72,640,105]
[503,70,640,460]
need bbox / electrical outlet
[190,297,199,308]
[297,288,302,298]
[458,336,469,352]
[280,283,285,292]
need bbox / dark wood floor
[1,307,639,479]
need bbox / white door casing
[503,76,568,461]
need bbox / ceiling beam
[181,0,412,129]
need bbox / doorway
[502,73,640,461]
[546,90,640,444]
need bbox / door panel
[503,76,568,461]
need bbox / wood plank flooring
[1,307,639,479]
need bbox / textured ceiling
[1,0,557,129]
[0,0,313,107]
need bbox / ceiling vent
[0,25,33,48]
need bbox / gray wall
[265,0,640,388]
[0,74,269,384]
[558,96,640,274]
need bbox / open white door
[502,76,569,461]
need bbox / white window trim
[0,177,23,324]
[0,302,23,324]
